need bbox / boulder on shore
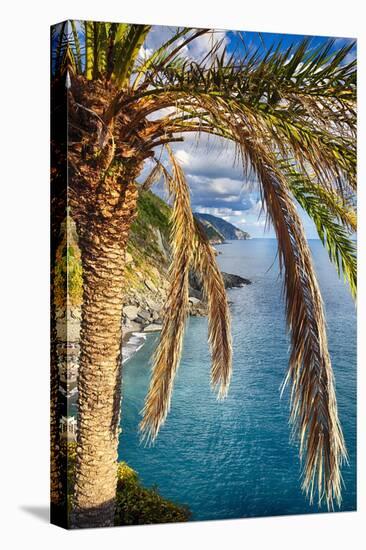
[145,279,157,293]
[124,305,139,321]
[123,320,143,334]
[138,309,151,322]
[222,272,251,288]
[189,271,251,299]
[144,323,162,333]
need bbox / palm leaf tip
[286,363,348,509]
[193,220,233,399]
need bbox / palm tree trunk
[71,178,139,528]
[51,217,68,525]
[50,300,64,515]
[51,70,68,524]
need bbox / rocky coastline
[121,268,252,338]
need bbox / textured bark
[50,299,63,515]
[50,206,71,528]
[70,175,139,528]
[50,62,68,526]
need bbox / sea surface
[119,238,357,520]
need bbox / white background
[0,1,364,548]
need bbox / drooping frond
[141,161,164,191]
[239,139,347,508]
[140,151,232,441]
[193,219,232,398]
[292,181,356,233]
[140,149,233,439]
[144,82,356,300]
[139,147,195,442]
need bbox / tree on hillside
[51,22,356,527]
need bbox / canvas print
[50,21,357,529]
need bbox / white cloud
[175,149,190,165]
[138,45,153,60]
[142,26,230,66]
[172,135,247,181]
[187,30,229,62]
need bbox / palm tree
[51,21,356,527]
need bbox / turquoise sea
[119,238,357,520]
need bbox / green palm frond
[283,162,357,298]
[132,27,192,89]
[84,21,94,79]
[96,22,110,76]
[113,24,151,88]
[70,21,82,73]
[146,37,356,103]
[82,22,150,85]
[134,38,355,195]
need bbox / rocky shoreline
[121,269,251,339]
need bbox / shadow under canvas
[20,505,49,524]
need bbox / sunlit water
[119,239,356,520]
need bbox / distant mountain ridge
[194,212,250,241]
[193,216,225,244]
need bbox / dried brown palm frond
[139,146,196,442]
[237,135,347,508]
[193,219,232,398]
[141,161,164,191]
